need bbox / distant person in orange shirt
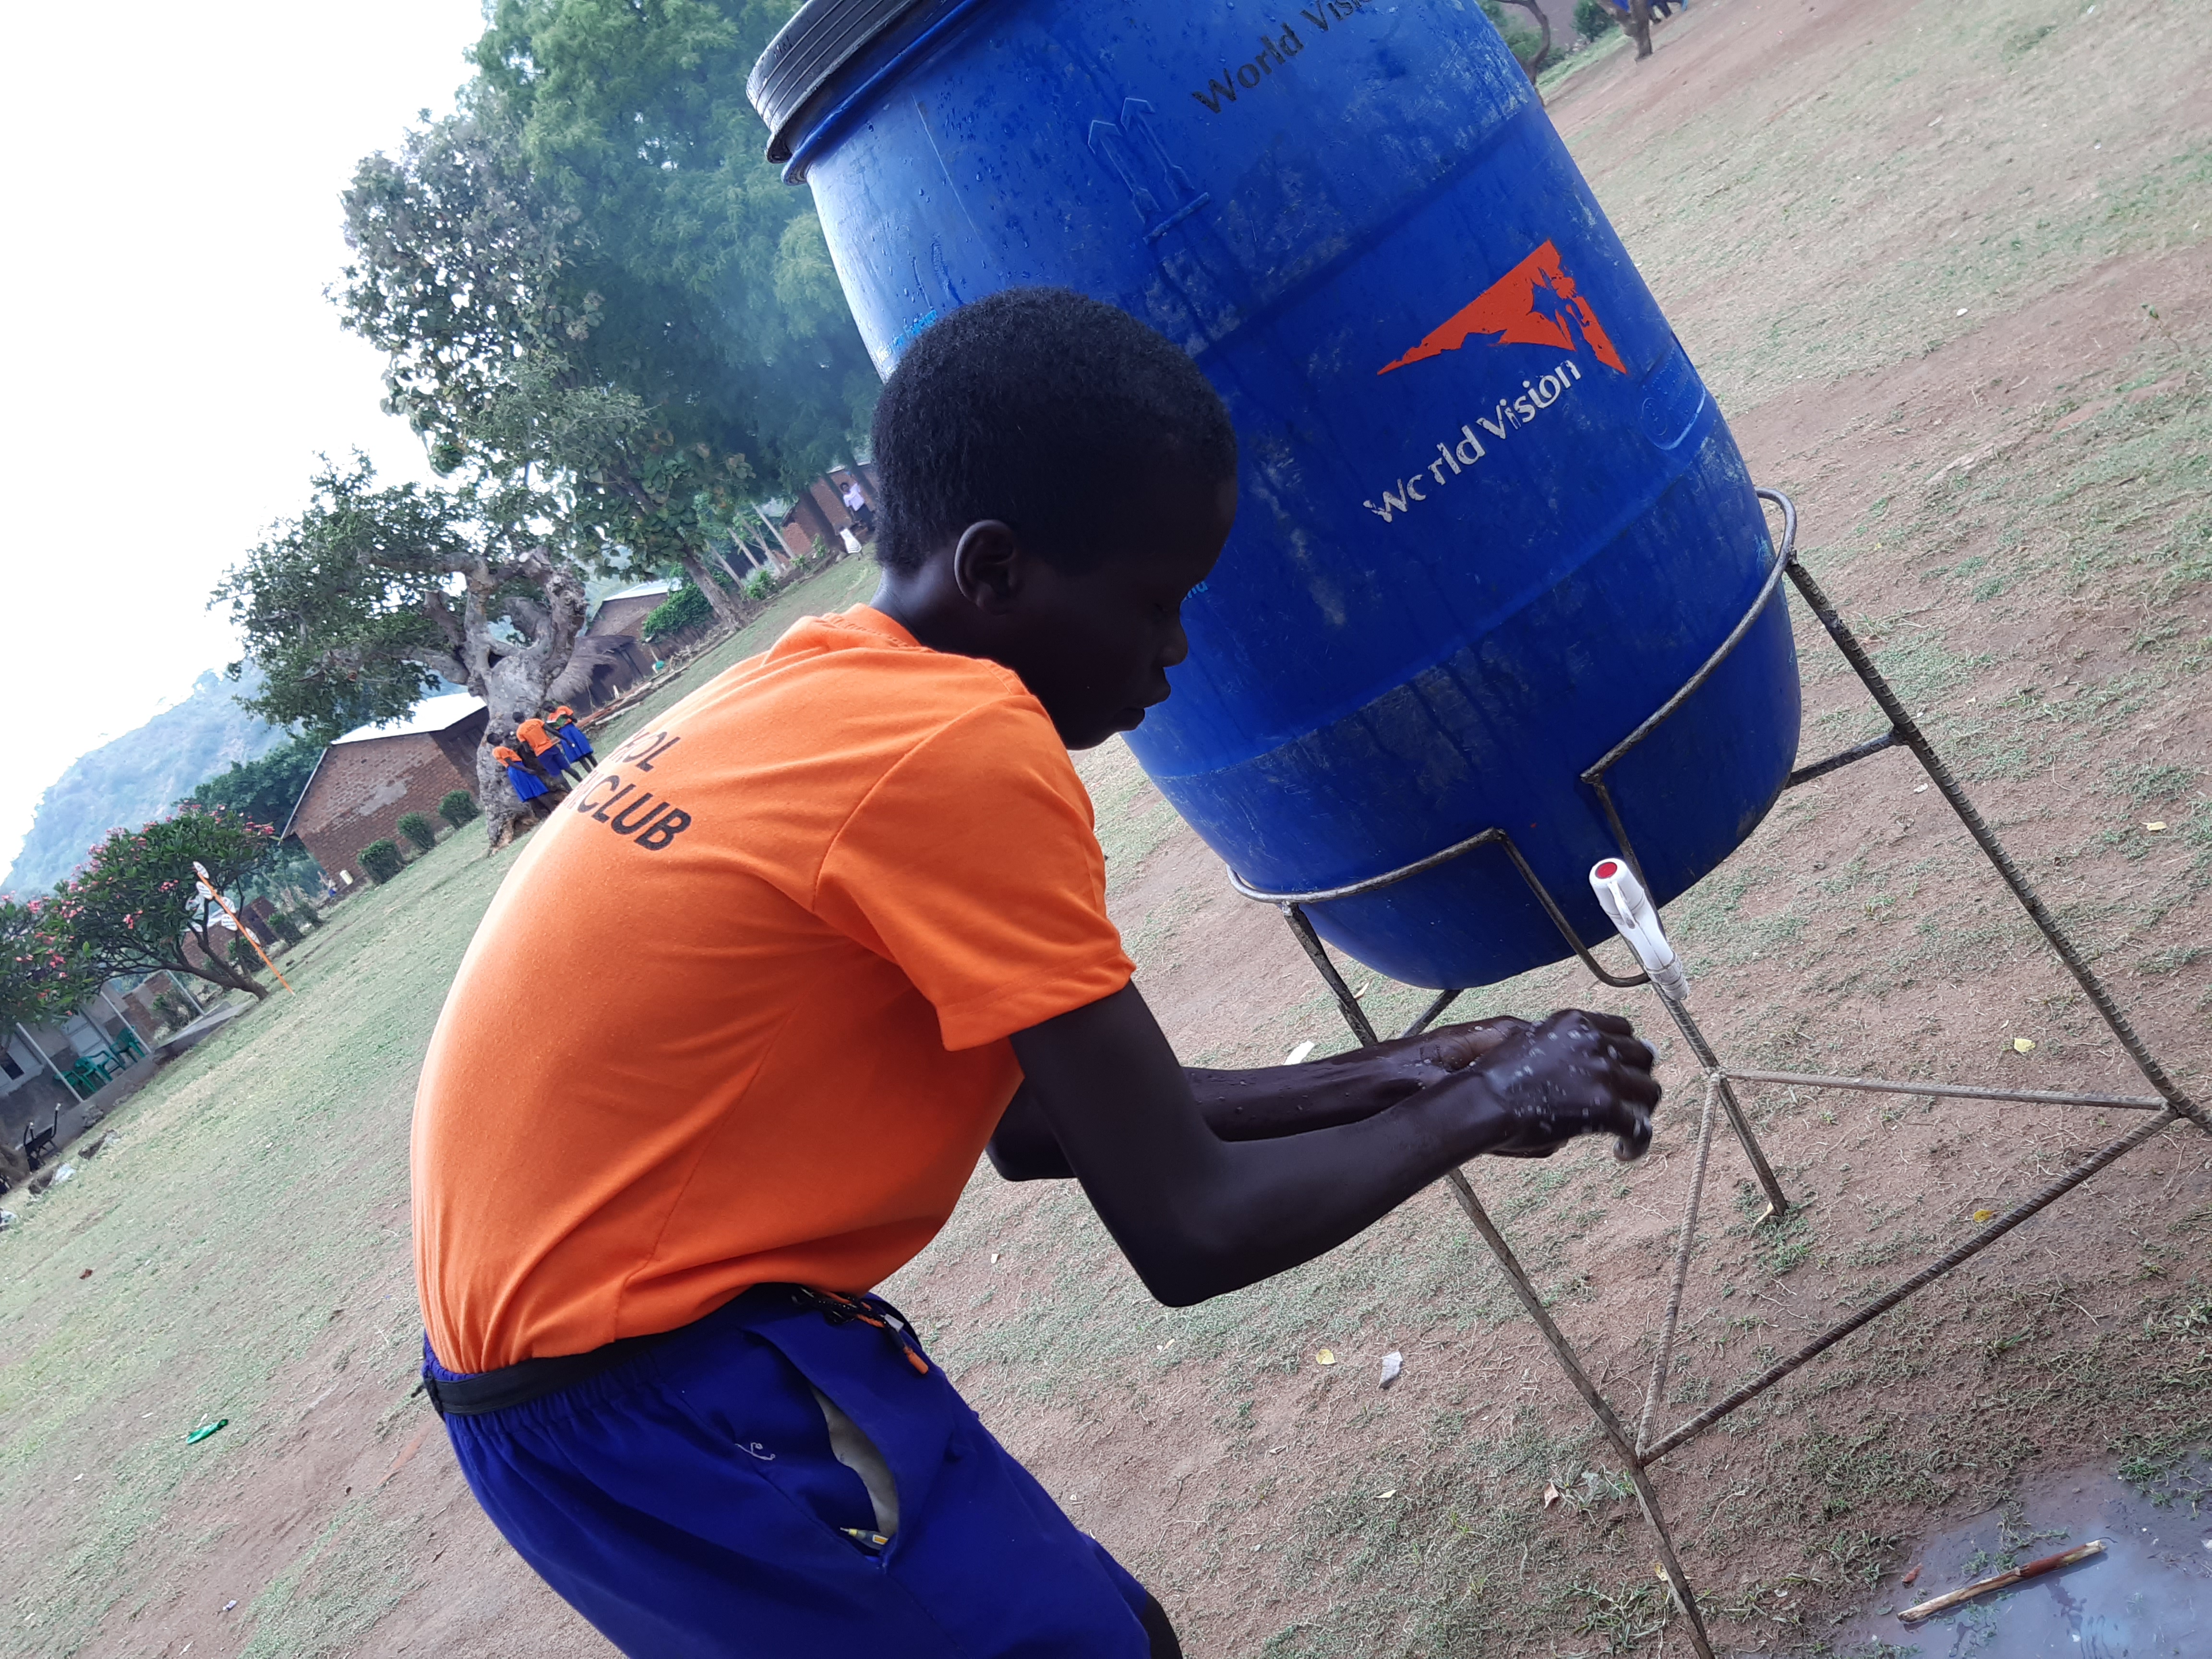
[545,704,595,776]
[514,714,578,785]
[411,289,1658,1659]
[490,741,556,819]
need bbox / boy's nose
[1159,619,1190,671]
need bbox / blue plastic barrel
[752,0,1800,990]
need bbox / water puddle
[1816,1462,2210,1658]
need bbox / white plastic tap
[1588,857,1690,1004]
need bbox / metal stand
[1230,490,2209,1657]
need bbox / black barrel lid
[748,0,936,165]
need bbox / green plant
[742,566,776,601]
[227,932,263,972]
[641,584,712,640]
[1575,0,1618,40]
[265,910,303,947]
[397,811,438,854]
[359,839,404,884]
[438,789,480,829]
[38,804,277,999]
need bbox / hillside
[2,669,285,896]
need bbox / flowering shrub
[43,803,283,999]
[0,895,98,1031]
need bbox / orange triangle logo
[1380,241,1627,376]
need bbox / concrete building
[282,693,488,892]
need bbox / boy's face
[986,472,1236,750]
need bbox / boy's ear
[951,520,1024,613]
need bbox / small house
[282,693,489,890]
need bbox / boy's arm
[1004,983,1658,1306]
[986,1019,1530,1180]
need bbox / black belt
[421,1323,684,1418]
[420,1285,926,1418]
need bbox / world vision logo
[1359,243,1628,527]
[1378,241,1627,377]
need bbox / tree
[188,734,326,831]
[213,456,601,845]
[1491,0,1555,73]
[0,896,100,1034]
[43,806,280,1000]
[336,96,761,629]
[472,0,879,491]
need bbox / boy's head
[871,289,1239,749]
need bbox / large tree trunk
[1498,0,1553,73]
[679,549,746,627]
[179,925,268,999]
[467,547,594,848]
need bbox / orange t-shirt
[516,717,559,755]
[412,606,1134,1372]
[492,745,526,768]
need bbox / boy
[412,289,1659,1658]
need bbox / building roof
[332,692,487,747]
[594,579,673,606]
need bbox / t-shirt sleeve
[813,695,1135,1050]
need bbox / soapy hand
[1460,1009,1660,1161]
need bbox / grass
[0,824,514,1652]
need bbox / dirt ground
[4,1,2207,1655]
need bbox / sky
[0,0,491,876]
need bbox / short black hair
[870,288,1238,574]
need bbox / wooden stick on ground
[1898,1539,2107,1624]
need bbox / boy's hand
[1444,1010,1659,1161]
[1008,985,1661,1304]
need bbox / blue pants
[429,1289,1158,1658]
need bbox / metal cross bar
[1399,989,1465,1041]
[1638,1075,1718,1458]
[1657,997,1791,1221]
[1722,1068,2168,1113]
[1441,1172,1722,1659]
[1782,559,2211,1138]
[1782,728,1901,789]
[1277,903,1381,1048]
[1639,1109,2179,1465]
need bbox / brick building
[282,694,488,892]
[775,465,879,558]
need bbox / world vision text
[1361,358,1585,525]
[1190,0,1377,114]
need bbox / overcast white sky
[0,0,489,875]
